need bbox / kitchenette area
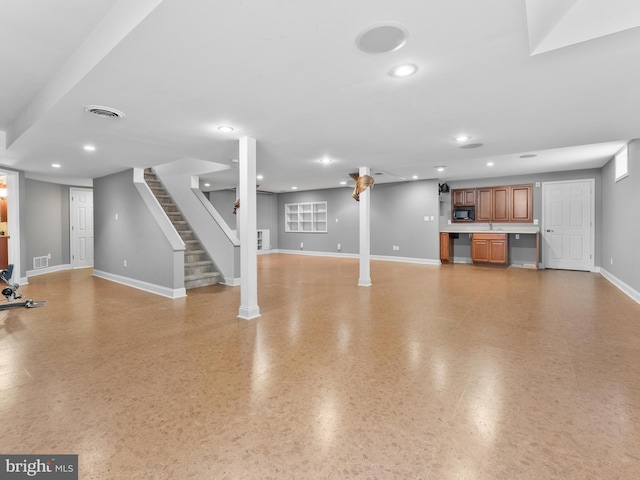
[440,183,540,268]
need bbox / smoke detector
[84,105,125,119]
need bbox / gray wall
[601,140,640,292]
[277,180,441,260]
[94,169,180,289]
[24,178,71,270]
[442,168,603,267]
[208,189,279,245]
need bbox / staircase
[144,169,221,289]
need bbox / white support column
[358,166,372,287]
[238,137,261,320]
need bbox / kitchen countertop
[441,225,540,234]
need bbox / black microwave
[453,206,475,221]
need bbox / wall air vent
[84,105,125,119]
[33,255,49,270]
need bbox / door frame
[0,169,23,284]
[541,178,595,271]
[69,187,94,269]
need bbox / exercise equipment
[0,265,46,310]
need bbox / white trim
[93,269,186,299]
[192,186,240,246]
[26,263,72,278]
[221,277,241,287]
[600,268,640,305]
[541,178,595,272]
[2,169,22,284]
[275,249,441,265]
[238,305,261,320]
[132,168,185,251]
[69,187,94,268]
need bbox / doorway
[542,179,595,271]
[0,170,22,282]
[70,188,94,268]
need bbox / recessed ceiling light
[487,162,495,167]
[340,181,347,185]
[436,166,446,172]
[455,135,471,142]
[51,163,61,168]
[412,175,418,179]
[520,154,538,158]
[257,174,264,180]
[204,183,210,187]
[83,145,96,152]
[390,64,418,78]
[218,126,234,133]
[321,157,331,164]
[356,23,408,54]
[291,186,298,190]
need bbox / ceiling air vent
[84,105,125,119]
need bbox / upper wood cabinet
[464,184,533,223]
[452,189,476,206]
[510,184,533,222]
[492,186,510,222]
[476,188,492,222]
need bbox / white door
[542,179,594,271]
[70,188,94,268]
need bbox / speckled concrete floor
[1,254,639,479]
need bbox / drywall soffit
[526,0,640,55]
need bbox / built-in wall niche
[285,202,327,233]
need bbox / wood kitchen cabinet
[510,184,533,222]
[476,188,492,222]
[472,233,508,265]
[0,236,8,270]
[492,186,510,222]
[474,184,533,223]
[440,232,453,264]
[452,189,476,206]
[0,198,6,223]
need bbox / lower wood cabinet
[471,233,508,265]
[440,232,453,263]
[0,236,8,270]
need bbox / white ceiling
[1,0,639,193]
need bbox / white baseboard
[93,269,186,299]
[275,249,440,265]
[221,277,241,287]
[599,269,640,305]
[26,263,72,278]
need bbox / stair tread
[184,271,220,281]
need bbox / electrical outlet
[115,213,119,220]
[611,258,614,265]
[534,219,539,225]
[124,259,127,267]
[515,234,520,240]
[424,216,428,221]
[300,242,304,249]
[47,253,51,259]
[430,216,435,221]
[337,243,341,250]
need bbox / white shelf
[285,202,327,233]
